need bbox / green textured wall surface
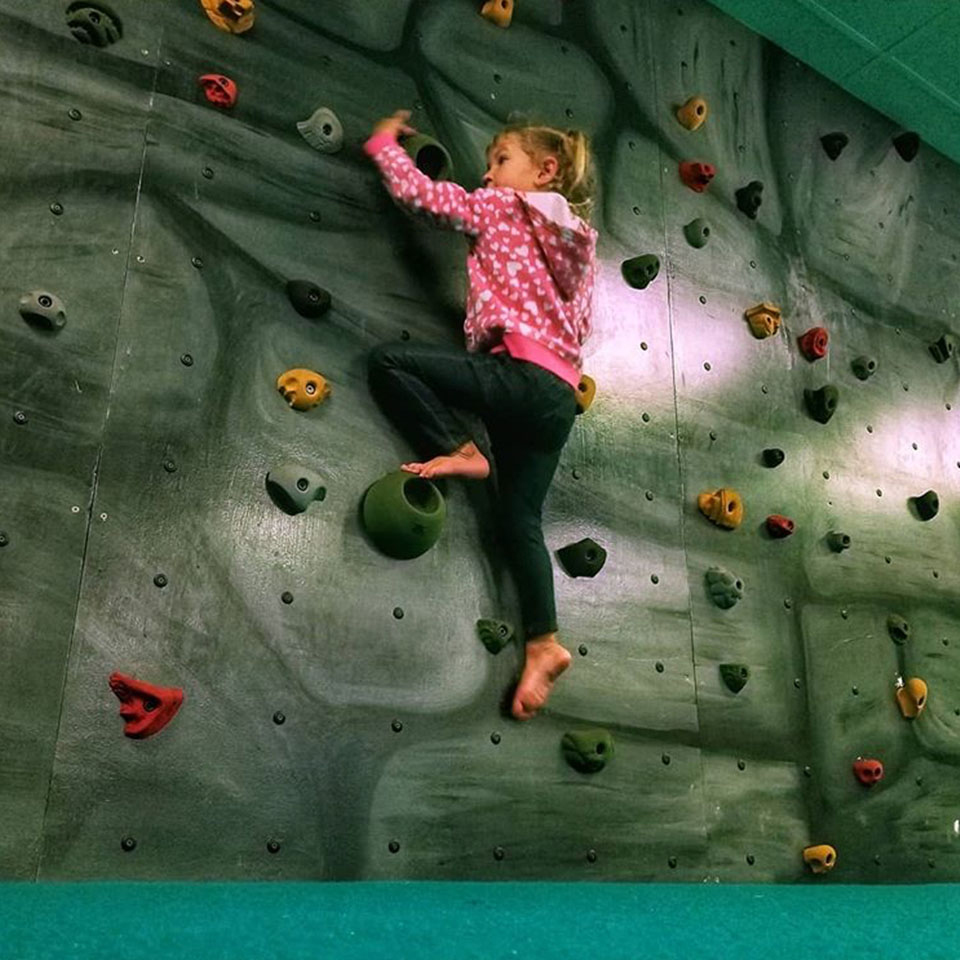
[2,0,960,883]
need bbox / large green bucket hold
[361,470,447,559]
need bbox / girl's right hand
[371,109,417,140]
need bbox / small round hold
[281,591,293,604]
[0,532,8,548]
[587,849,598,863]
[202,167,215,179]
[737,759,746,771]
[153,574,167,588]
[273,711,285,724]
[493,846,505,861]
[578,644,588,656]
[267,840,281,854]
[393,607,404,619]
[191,256,203,269]
[655,661,664,673]
[746,854,756,865]
[661,753,671,765]
[388,840,400,853]
[490,732,501,744]
[121,836,137,852]
[14,411,28,425]
[391,719,403,732]
[68,107,83,121]
[181,354,194,366]
[309,210,322,223]
[50,202,64,216]
[668,856,677,868]
[162,458,177,473]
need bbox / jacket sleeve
[364,132,501,237]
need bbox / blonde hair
[487,122,597,224]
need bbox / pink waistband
[489,332,581,390]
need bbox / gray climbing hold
[476,618,514,655]
[827,531,851,552]
[929,334,956,364]
[19,291,67,330]
[720,663,749,694]
[851,355,877,380]
[297,107,344,154]
[265,463,327,515]
[804,385,839,424]
[887,614,910,645]
[683,218,711,248]
[705,567,744,609]
[561,728,614,773]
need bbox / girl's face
[482,134,558,191]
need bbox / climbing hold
[286,279,332,318]
[276,368,331,410]
[893,131,920,163]
[798,326,829,361]
[66,2,122,45]
[683,218,712,248]
[676,96,708,131]
[720,663,749,694]
[804,385,839,424]
[265,463,327,515]
[895,677,928,719]
[803,845,837,874]
[928,333,956,363]
[621,255,660,290]
[297,107,343,154]
[827,531,851,552]
[762,448,785,468]
[361,470,446,560]
[886,614,910,645]
[200,0,255,33]
[853,758,884,786]
[705,567,743,609]
[851,355,877,380]
[561,728,614,773]
[198,73,238,109]
[476,618,514,655]
[735,181,763,219]
[18,291,66,330]
[108,672,184,739]
[480,0,513,28]
[744,302,782,339]
[556,537,607,578]
[766,515,795,538]
[400,133,454,181]
[698,489,743,530]
[575,374,596,415]
[909,489,939,521]
[820,132,849,161]
[679,161,715,192]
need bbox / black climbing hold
[804,385,839,424]
[720,663,749,694]
[399,133,454,181]
[286,279,331,319]
[562,728,614,773]
[851,355,877,380]
[910,489,939,521]
[361,471,446,559]
[762,448,785,468]
[827,531,851,552]
[556,537,607,578]
[893,131,920,163]
[66,1,123,46]
[735,180,763,219]
[19,291,66,330]
[887,614,910,645]
[820,132,849,161]
[683,218,711,248]
[929,333,956,364]
[266,464,327,515]
[705,566,744,609]
[621,254,660,290]
[476,618,514,654]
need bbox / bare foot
[401,441,490,480]
[511,638,572,720]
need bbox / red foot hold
[766,514,795,538]
[798,326,829,360]
[109,672,185,739]
[853,758,884,785]
[679,161,715,192]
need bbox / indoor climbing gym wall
[2,0,960,885]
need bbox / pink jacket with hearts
[364,131,598,390]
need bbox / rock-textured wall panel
[2,0,960,882]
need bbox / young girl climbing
[365,109,598,721]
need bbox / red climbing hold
[766,515,795,538]
[198,73,238,108]
[798,326,829,361]
[853,758,884,786]
[108,672,185,739]
[679,161,715,193]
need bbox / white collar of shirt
[520,190,583,232]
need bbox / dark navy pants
[367,341,578,640]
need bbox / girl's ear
[537,155,559,186]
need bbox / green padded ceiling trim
[706,0,960,167]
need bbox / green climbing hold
[827,531,851,552]
[820,132,849,161]
[762,448,785,468]
[476,618,514,654]
[400,133,454,181]
[887,614,910,645]
[561,728,614,773]
[556,537,607,578]
[621,255,660,290]
[265,463,327,515]
[705,567,743,609]
[929,334,956,364]
[683,218,711,248]
[361,470,446,559]
[720,663,749,694]
[804,385,839,424]
[910,489,939,521]
[893,131,919,162]
[851,355,877,380]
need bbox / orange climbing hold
[676,97,708,131]
[276,368,332,411]
[480,0,513,28]
[896,677,928,719]
[698,488,743,530]
[575,374,596,415]
[803,845,837,874]
[200,0,255,34]
[744,302,782,339]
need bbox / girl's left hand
[372,109,417,140]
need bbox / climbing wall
[2,0,959,882]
